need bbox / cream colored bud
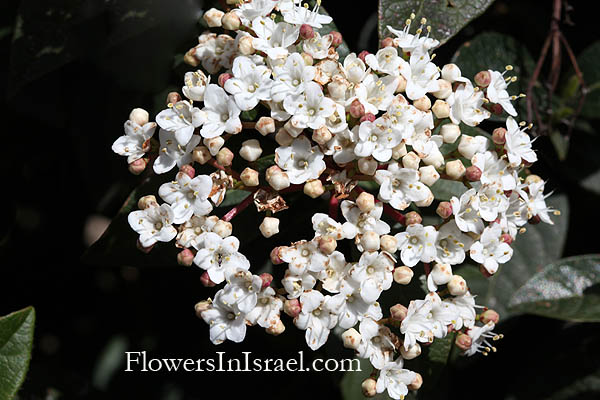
[240,167,259,187]
[216,147,234,167]
[392,143,407,159]
[419,165,440,186]
[395,75,408,93]
[361,378,377,398]
[414,189,434,207]
[221,11,240,30]
[402,151,421,169]
[414,96,431,111]
[327,77,349,100]
[284,119,304,137]
[394,266,414,284]
[440,123,461,144]
[266,166,290,191]
[432,79,452,99]
[380,235,398,253]
[446,159,466,180]
[447,274,468,296]
[360,231,380,252]
[304,179,325,198]
[266,319,285,335]
[432,100,450,119]
[239,139,263,162]
[422,150,445,169]
[203,8,224,27]
[436,202,453,219]
[408,373,423,391]
[204,136,225,156]
[318,236,337,254]
[312,126,332,145]
[259,217,280,238]
[194,300,211,317]
[256,116,275,135]
[356,192,375,213]
[400,343,422,360]
[275,128,295,146]
[458,135,487,159]
[525,174,542,185]
[129,108,149,126]
[342,328,362,350]
[390,304,408,321]
[441,63,464,83]
[183,49,200,67]
[431,263,453,285]
[405,211,422,225]
[213,220,233,238]
[238,35,255,55]
[138,195,157,210]
[192,146,212,164]
[358,156,377,175]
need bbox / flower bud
[259,272,273,289]
[393,266,414,285]
[358,156,377,175]
[500,233,513,245]
[177,248,195,266]
[480,309,500,324]
[221,11,240,30]
[301,52,313,66]
[465,165,482,181]
[390,304,408,321]
[455,332,472,351]
[256,116,275,136]
[213,220,233,238]
[492,127,507,145]
[529,215,541,225]
[358,50,370,63]
[360,112,376,124]
[238,35,255,55]
[458,135,487,159]
[447,274,467,296]
[216,147,234,167]
[284,119,304,137]
[218,72,233,88]
[312,126,332,145]
[239,139,263,162]
[432,99,450,119]
[270,246,285,264]
[318,236,337,255]
[419,165,440,186]
[400,343,422,360]
[422,151,444,169]
[356,192,375,213]
[128,158,147,175]
[178,164,195,179]
[380,235,398,253]
[266,319,286,335]
[129,108,149,126]
[329,31,343,46]
[304,179,325,198]
[266,166,291,191]
[183,50,199,67]
[431,263,453,285]
[138,195,158,210]
[200,271,217,287]
[381,37,395,48]
[275,127,295,146]
[361,378,377,398]
[432,79,452,99]
[349,99,365,118]
[474,70,491,87]
[166,92,182,105]
[204,136,225,156]
[300,23,314,39]
[524,174,542,185]
[408,373,423,391]
[203,8,224,27]
[240,167,259,187]
[259,217,280,238]
[446,159,466,180]
[395,75,408,93]
[402,151,420,169]
[441,63,464,83]
[414,190,434,207]
[440,123,461,144]
[284,298,302,318]
[436,202,453,219]
[194,300,211,317]
[360,231,380,252]
[342,328,362,350]
[414,96,431,111]
[392,143,407,159]
[190,146,210,166]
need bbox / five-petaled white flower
[469,223,513,275]
[156,100,204,146]
[252,17,300,60]
[193,232,250,284]
[201,291,247,344]
[348,251,395,303]
[271,53,316,103]
[434,220,473,266]
[294,290,338,350]
[487,70,517,116]
[356,318,395,369]
[128,203,177,248]
[365,47,402,76]
[341,200,391,240]
[375,162,430,210]
[275,136,326,184]
[200,84,242,139]
[504,116,537,167]
[451,188,485,234]
[158,172,213,224]
[302,32,333,60]
[395,224,438,267]
[447,81,491,126]
[355,116,403,162]
[245,286,284,329]
[283,81,336,130]
[112,120,156,163]
[399,50,440,100]
[376,357,417,400]
[225,56,273,111]
[153,129,201,174]
[400,299,435,349]
[182,70,210,102]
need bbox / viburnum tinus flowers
[111,3,558,399]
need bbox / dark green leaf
[429,179,467,201]
[577,41,600,119]
[508,254,600,322]
[0,306,36,400]
[218,189,251,208]
[378,0,496,47]
[253,154,276,172]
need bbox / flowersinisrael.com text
[125,351,361,373]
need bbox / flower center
[154,222,163,230]
[221,114,229,122]
[292,79,300,86]
[367,265,376,275]
[312,308,322,317]
[227,312,236,320]
[410,237,419,245]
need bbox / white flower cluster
[110,2,558,398]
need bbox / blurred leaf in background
[0,307,35,400]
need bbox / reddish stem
[423,262,431,276]
[208,158,241,180]
[329,194,339,220]
[222,190,257,222]
[382,204,406,225]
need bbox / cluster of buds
[111,2,557,399]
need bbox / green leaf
[378,0,496,47]
[507,254,600,322]
[457,194,569,319]
[429,179,467,201]
[218,189,251,208]
[577,41,600,119]
[0,306,36,400]
[253,154,275,172]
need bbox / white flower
[280,239,328,275]
[469,223,513,275]
[487,70,517,116]
[504,116,537,166]
[245,286,284,329]
[498,191,528,237]
[176,215,218,248]
[375,162,430,210]
[325,126,359,165]
[281,0,332,27]
[447,81,491,126]
[282,269,317,298]
[354,116,402,162]
[319,251,349,293]
[448,291,478,330]
[356,318,396,369]
[224,56,273,111]
[235,0,279,26]
[182,70,210,102]
[156,100,204,146]
[275,136,326,184]
[395,224,438,267]
[342,52,368,84]
[266,100,292,121]
[426,262,453,292]
[312,213,345,240]
[128,203,177,248]
[326,102,348,133]
[193,232,250,284]
[341,200,391,239]
[294,290,338,350]
[471,151,517,191]
[400,299,435,349]
[434,220,473,266]
[450,188,484,234]
[376,357,417,400]
[271,53,316,103]
[365,47,401,76]
[387,20,439,53]
[348,251,395,303]
[219,270,263,313]
[201,291,247,344]
[200,84,242,138]
[112,120,156,163]
[399,50,440,100]
[302,32,333,59]
[353,74,399,114]
[517,180,554,224]
[153,129,201,174]
[465,321,500,356]
[252,17,300,60]
[191,32,236,74]
[330,286,382,329]
[283,81,336,130]
[158,172,213,224]
[428,292,459,338]
[473,183,510,222]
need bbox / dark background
[1,1,599,399]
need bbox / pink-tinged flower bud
[395,75,408,93]
[358,50,370,63]
[183,49,199,67]
[359,112,376,123]
[329,31,343,46]
[304,179,325,199]
[275,127,295,146]
[270,246,285,264]
[342,328,362,350]
[238,35,255,55]
[203,8,224,27]
[177,248,195,266]
[259,272,273,289]
[240,167,259,187]
[299,23,315,39]
[361,378,377,398]
[440,123,461,144]
[432,79,452,99]
[400,343,422,360]
[266,166,291,191]
[529,215,541,225]
[408,373,423,391]
[381,37,395,48]
[419,165,440,186]
[380,235,398,253]
[256,116,276,135]
[479,264,494,278]
[402,151,420,170]
[283,298,302,318]
[318,236,337,255]
[266,319,286,335]
[474,70,492,87]
[138,195,158,210]
[312,126,332,144]
[166,92,182,105]
[448,275,467,296]
[136,239,154,253]
[353,193,374,215]
[436,201,453,219]
[218,73,233,88]
[194,300,211,317]
[492,127,507,145]
[213,220,233,238]
[393,266,414,285]
[432,99,450,118]
[465,165,482,181]
[204,136,225,156]
[414,96,431,111]
[491,103,503,115]
[360,231,380,252]
[349,98,365,119]
[179,164,195,178]
[525,174,542,185]
[358,156,377,175]
[455,332,472,351]
[390,304,408,321]
[216,147,234,167]
[405,211,422,226]
[192,146,211,165]
[200,271,217,287]
[259,217,280,238]
[301,52,313,66]
[128,158,147,175]
[446,159,466,180]
[480,309,500,324]
[239,139,263,161]
[221,11,240,30]
[129,108,149,126]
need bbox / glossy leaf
[429,179,467,201]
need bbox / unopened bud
[266,319,286,335]
[414,96,431,111]
[474,70,491,87]
[432,99,450,118]
[402,151,421,169]
[179,164,195,178]
[431,263,453,285]
[266,166,290,191]
[381,37,395,47]
[194,300,211,317]
[299,23,314,39]
[200,271,217,287]
[414,190,434,207]
[458,135,487,159]
[213,220,233,238]
[216,147,234,167]
[422,151,445,169]
[129,108,149,126]
[283,119,304,137]
[192,146,212,164]
[380,235,398,253]
[480,309,500,324]
[342,328,362,350]
[177,248,195,266]
[304,179,325,199]
[448,274,467,296]
[128,158,147,175]
[360,231,380,252]
[239,139,263,162]
[392,143,407,159]
[318,236,337,255]
[312,126,332,144]
[390,304,408,321]
[492,127,507,145]
[258,273,273,289]
[394,266,414,285]
[358,156,377,175]
[259,217,280,238]
[238,35,254,55]
[203,8,224,27]
[361,378,377,398]
[440,123,461,144]
[166,92,182,105]
[500,233,513,245]
[525,174,542,185]
[465,165,482,181]
[275,128,295,146]
[356,192,375,213]
[204,136,225,156]
[358,51,370,63]
[408,373,423,391]
[329,31,343,46]
[221,11,240,30]
[395,75,408,93]
[218,73,233,87]
[436,202,453,219]
[441,63,464,83]
[238,168,258,187]
[491,103,503,115]
[138,195,157,210]
[301,52,313,66]
[432,79,452,99]
[256,116,276,135]
[529,214,541,225]
[400,343,421,360]
[349,99,365,118]
[405,211,422,225]
[419,165,440,186]
[360,112,376,124]
[455,332,473,351]
[270,246,285,265]
[284,298,302,318]
[446,159,466,180]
